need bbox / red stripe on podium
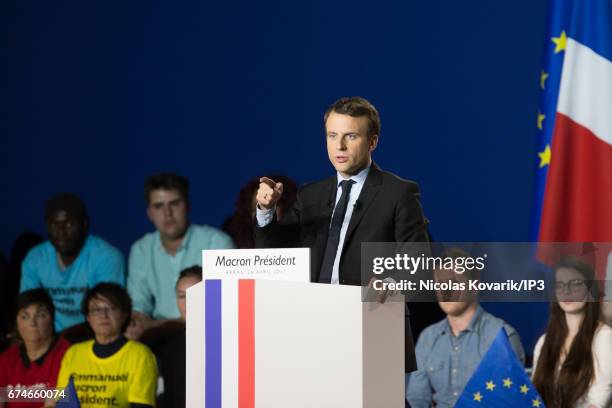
[239,280,255,408]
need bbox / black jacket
[255,163,430,372]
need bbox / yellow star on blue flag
[537,112,546,130]
[540,70,549,89]
[551,30,567,53]
[539,145,551,168]
[454,328,546,407]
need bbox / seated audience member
[175,265,202,321]
[127,173,233,338]
[406,249,525,408]
[20,193,125,332]
[222,175,298,248]
[54,283,157,408]
[0,289,70,408]
[156,266,202,408]
[532,257,612,408]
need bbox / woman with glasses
[53,283,157,408]
[532,257,612,408]
[0,289,70,408]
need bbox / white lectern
[186,249,405,408]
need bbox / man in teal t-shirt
[126,173,233,339]
[20,193,125,332]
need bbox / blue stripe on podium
[205,280,222,408]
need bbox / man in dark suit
[256,163,427,285]
[254,96,429,373]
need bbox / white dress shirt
[256,166,370,284]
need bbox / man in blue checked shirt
[406,248,525,408]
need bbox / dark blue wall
[3,0,549,351]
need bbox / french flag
[532,0,612,278]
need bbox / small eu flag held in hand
[56,376,81,408]
[454,328,545,408]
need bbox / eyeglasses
[555,279,587,293]
[88,305,118,316]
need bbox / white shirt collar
[336,165,370,187]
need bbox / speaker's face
[325,112,377,178]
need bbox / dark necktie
[318,179,355,283]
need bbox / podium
[186,249,405,408]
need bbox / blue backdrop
[2,0,549,352]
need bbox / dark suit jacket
[255,164,429,282]
[255,163,430,372]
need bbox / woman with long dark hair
[532,257,612,408]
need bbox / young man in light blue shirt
[126,173,233,339]
[20,193,125,332]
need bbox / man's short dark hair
[323,96,381,138]
[144,173,190,205]
[44,193,88,222]
[176,265,203,287]
[14,289,55,331]
[82,282,132,332]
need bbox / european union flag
[56,376,81,408]
[455,328,545,407]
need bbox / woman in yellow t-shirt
[53,283,157,408]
